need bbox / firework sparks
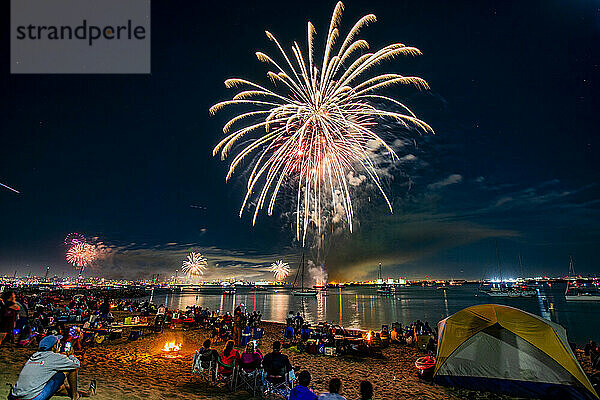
[211,1,433,243]
[66,243,97,270]
[0,182,20,194]
[64,233,86,247]
[182,252,208,278]
[270,260,290,281]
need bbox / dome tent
[434,304,598,400]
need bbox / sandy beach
[2,317,596,400]
[0,320,466,400]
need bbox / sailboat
[565,256,600,301]
[292,253,318,297]
[376,262,393,296]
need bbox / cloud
[323,210,519,281]
[427,174,463,190]
[91,242,297,281]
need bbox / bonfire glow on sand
[211,1,433,243]
[162,341,182,358]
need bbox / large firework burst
[211,2,433,243]
[270,260,290,281]
[182,252,208,278]
[66,243,97,270]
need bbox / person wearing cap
[9,334,93,400]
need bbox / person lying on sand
[9,335,96,400]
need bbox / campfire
[161,341,182,358]
[363,330,373,344]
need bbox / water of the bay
[145,283,599,346]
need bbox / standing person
[359,381,373,400]
[9,335,95,400]
[233,307,244,346]
[294,312,304,332]
[318,378,346,400]
[99,298,110,318]
[15,296,28,331]
[289,370,317,400]
[0,291,20,345]
[157,304,166,316]
[286,311,295,327]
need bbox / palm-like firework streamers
[182,252,208,278]
[211,2,433,242]
[66,243,97,270]
[270,260,290,281]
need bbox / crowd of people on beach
[3,288,599,400]
[0,288,442,400]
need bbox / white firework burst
[270,260,290,281]
[211,1,433,243]
[182,252,208,278]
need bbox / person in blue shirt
[289,370,317,400]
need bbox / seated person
[10,335,95,400]
[359,381,373,400]
[289,370,317,400]
[370,333,382,349]
[318,378,346,400]
[240,341,263,373]
[262,341,293,384]
[218,340,239,376]
[197,339,218,369]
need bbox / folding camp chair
[264,369,294,398]
[215,355,237,390]
[235,360,264,397]
[253,327,264,344]
[241,326,252,346]
[191,350,215,383]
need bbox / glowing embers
[161,341,182,358]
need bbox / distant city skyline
[1,0,599,281]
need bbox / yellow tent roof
[435,304,597,398]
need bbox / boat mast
[568,255,575,277]
[518,254,524,278]
[495,239,502,282]
[301,252,305,292]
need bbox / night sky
[1,0,599,281]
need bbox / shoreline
[0,319,462,400]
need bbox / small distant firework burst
[211,1,433,243]
[64,233,86,247]
[270,260,290,281]
[66,243,97,270]
[182,252,208,278]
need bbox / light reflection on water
[145,283,600,345]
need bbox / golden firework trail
[270,260,290,281]
[211,2,433,243]
[182,252,208,278]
